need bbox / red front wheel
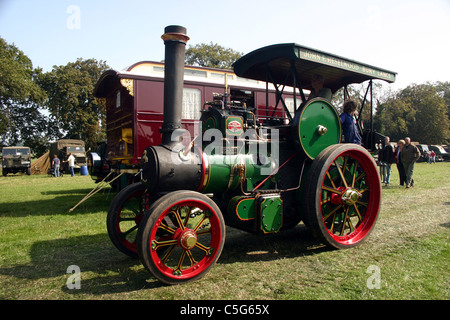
[303,144,381,249]
[137,190,226,285]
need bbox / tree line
[1,37,448,157]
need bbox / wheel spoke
[153,239,178,250]
[351,163,358,187]
[193,216,208,232]
[173,208,185,231]
[196,228,211,236]
[186,250,197,266]
[183,206,193,227]
[334,159,349,188]
[119,216,136,222]
[322,185,341,194]
[352,203,363,220]
[326,171,337,189]
[195,242,211,254]
[122,200,142,216]
[174,250,187,273]
[159,221,176,234]
[342,156,349,176]
[323,204,343,221]
[120,224,138,238]
[161,245,175,264]
[355,200,368,207]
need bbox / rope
[68,171,125,212]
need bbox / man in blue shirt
[339,99,361,145]
[52,154,60,177]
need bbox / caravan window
[182,88,201,119]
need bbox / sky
[1,0,449,91]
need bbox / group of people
[51,153,75,177]
[378,137,420,188]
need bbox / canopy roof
[233,43,396,93]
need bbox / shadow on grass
[0,224,332,295]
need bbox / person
[308,74,332,101]
[52,154,60,177]
[292,74,332,125]
[426,151,432,164]
[395,139,407,186]
[400,137,420,188]
[64,153,75,177]
[339,99,362,145]
[379,137,395,186]
[430,150,436,164]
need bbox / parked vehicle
[416,144,429,162]
[429,145,450,162]
[106,25,397,285]
[49,139,87,173]
[1,146,31,176]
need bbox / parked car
[416,144,429,162]
[1,146,31,176]
[429,145,450,162]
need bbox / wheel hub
[341,188,362,205]
[179,229,198,250]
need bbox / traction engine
[106,26,381,285]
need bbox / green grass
[0,163,449,300]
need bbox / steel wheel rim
[319,149,380,245]
[149,199,223,280]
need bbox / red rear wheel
[303,144,381,249]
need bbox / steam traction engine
[106,26,396,285]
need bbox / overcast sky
[1,0,449,90]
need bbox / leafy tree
[375,95,415,142]
[399,83,449,144]
[375,82,449,144]
[185,42,243,69]
[435,81,450,123]
[0,37,47,150]
[39,58,109,151]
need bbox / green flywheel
[297,98,342,159]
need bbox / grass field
[0,162,448,300]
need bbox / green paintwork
[235,197,256,220]
[259,195,283,233]
[202,153,275,193]
[297,98,341,159]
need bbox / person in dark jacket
[379,137,395,186]
[400,137,421,188]
[394,139,407,186]
[339,99,361,145]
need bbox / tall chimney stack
[160,25,190,146]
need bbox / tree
[0,37,47,149]
[375,95,415,142]
[39,58,109,151]
[375,82,449,144]
[185,42,243,69]
[399,83,449,144]
[435,81,450,124]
